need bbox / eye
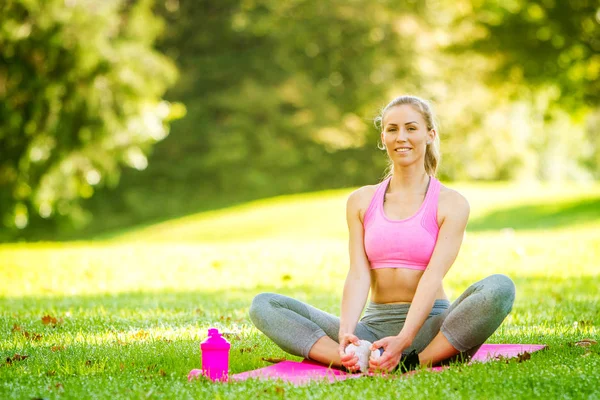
[408,127,417,131]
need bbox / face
[380,105,435,167]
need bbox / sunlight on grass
[105,181,600,243]
[1,182,599,399]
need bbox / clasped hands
[339,333,411,373]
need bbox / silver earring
[377,142,386,150]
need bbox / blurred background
[1,0,598,241]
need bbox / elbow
[421,268,445,286]
[349,267,371,284]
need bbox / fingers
[339,333,356,347]
[369,362,394,373]
[371,339,387,351]
[368,354,398,373]
[371,353,389,367]
[340,354,359,371]
[345,334,359,346]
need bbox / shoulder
[347,184,379,220]
[438,184,470,223]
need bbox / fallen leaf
[41,315,63,328]
[41,315,57,326]
[275,386,285,395]
[261,357,286,363]
[516,351,531,363]
[239,345,259,353]
[85,360,93,367]
[574,339,598,347]
[159,369,166,377]
[51,345,65,352]
[12,324,21,332]
[22,331,43,341]
[119,363,125,371]
[221,332,240,340]
[6,354,29,364]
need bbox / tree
[78,0,427,233]
[414,0,599,181]
[447,0,598,111]
[0,0,180,237]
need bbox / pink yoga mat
[229,344,546,385]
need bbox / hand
[338,333,361,372]
[368,336,411,372]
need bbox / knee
[249,292,277,326]
[485,274,516,312]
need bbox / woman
[249,95,515,373]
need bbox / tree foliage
[78,0,428,232]
[1,0,598,239]
[447,0,599,111]
[0,0,179,234]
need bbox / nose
[396,128,409,142]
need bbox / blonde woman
[250,95,515,373]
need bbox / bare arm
[399,189,469,342]
[339,188,372,337]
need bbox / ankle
[396,349,420,373]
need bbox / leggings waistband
[361,299,450,324]
[365,299,450,310]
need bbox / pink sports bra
[363,176,441,270]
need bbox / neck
[388,166,429,192]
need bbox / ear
[427,129,436,144]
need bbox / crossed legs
[249,274,516,369]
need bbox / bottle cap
[201,328,231,350]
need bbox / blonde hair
[374,95,440,177]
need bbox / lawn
[1,181,599,399]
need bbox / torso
[359,182,449,304]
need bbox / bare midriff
[369,268,448,304]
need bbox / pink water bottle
[201,328,230,382]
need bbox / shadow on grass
[468,197,600,232]
[13,186,350,243]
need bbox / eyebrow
[385,121,419,127]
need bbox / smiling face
[381,104,435,169]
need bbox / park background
[1,0,599,399]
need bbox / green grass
[1,181,600,399]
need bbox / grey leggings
[249,274,516,362]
